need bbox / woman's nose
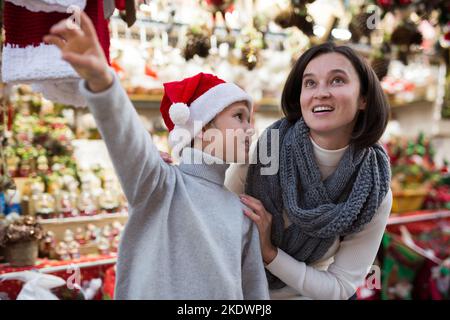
[314,84,331,99]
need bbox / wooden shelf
[39,256,117,273]
[390,99,434,109]
[129,94,162,109]
[38,212,128,225]
[128,94,282,113]
[387,209,450,225]
[39,212,128,255]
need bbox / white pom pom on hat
[169,102,190,126]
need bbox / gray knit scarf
[245,117,391,290]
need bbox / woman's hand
[240,194,278,264]
[43,11,112,92]
[160,151,173,164]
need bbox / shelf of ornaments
[10,174,129,257]
[128,93,281,113]
[38,211,128,256]
[387,209,450,226]
[109,14,289,42]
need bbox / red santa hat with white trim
[160,73,253,155]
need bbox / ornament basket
[392,189,429,214]
[4,240,38,267]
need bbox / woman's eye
[304,79,315,87]
[332,77,344,85]
[235,114,243,121]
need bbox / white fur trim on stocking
[32,80,86,107]
[6,0,86,13]
[169,102,190,126]
[1,43,79,83]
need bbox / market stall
[0,0,449,300]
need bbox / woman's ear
[359,96,367,111]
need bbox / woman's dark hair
[281,42,390,150]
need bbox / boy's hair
[281,42,390,150]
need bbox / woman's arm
[45,13,170,207]
[265,189,393,299]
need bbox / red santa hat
[1,0,110,107]
[5,0,86,13]
[160,73,253,153]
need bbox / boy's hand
[43,11,112,92]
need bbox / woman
[225,42,392,300]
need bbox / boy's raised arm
[45,12,169,207]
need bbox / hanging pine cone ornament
[275,9,294,29]
[391,22,423,46]
[291,0,315,9]
[349,7,374,42]
[183,25,212,61]
[370,42,391,80]
[291,11,314,36]
[371,57,390,80]
[275,7,314,36]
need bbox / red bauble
[445,31,450,42]
[205,0,235,13]
[377,0,393,8]
[398,0,412,5]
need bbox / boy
[44,12,269,299]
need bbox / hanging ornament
[274,5,314,36]
[442,23,450,46]
[391,22,423,46]
[203,0,235,14]
[183,25,212,61]
[370,42,392,81]
[376,0,394,10]
[238,27,263,71]
[349,5,375,43]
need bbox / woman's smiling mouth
[312,105,335,113]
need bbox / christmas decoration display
[0,216,43,266]
[183,24,212,61]
[386,133,443,212]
